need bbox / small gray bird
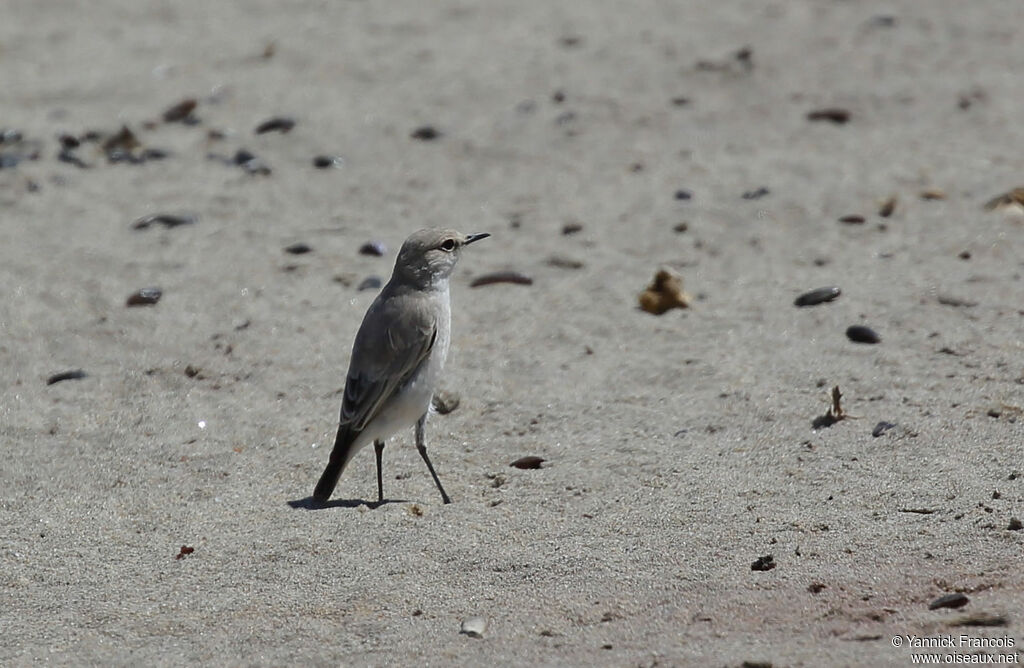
[313,228,489,505]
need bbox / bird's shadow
[287,496,409,510]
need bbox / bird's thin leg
[374,439,385,504]
[416,413,451,504]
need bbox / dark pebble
[751,554,776,571]
[839,214,866,224]
[58,133,80,149]
[410,126,441,141]
[872,421,896,437]
[794,286,841,307]
[140,147,170,161]
[562,222,583,235]
[255,116,296,134]
[57,149,89,168]
[510,456,545,470]
[807,108,851,124]
[359,241,387,257]
[312,155,343,169]
[546,255,584,269]
[163,98,198,123]
[1009,518,1023,531]
[846,325,881,344]
[742,187,770,200]
[673,222,689,233]
[878,196,897,218]
[470,271,533,288]
[126,288,162,306]
[674,189,692,201]
[132,213,198,230]
[0,128,24,144]
[357,276,382,291]
[101,126,140,158]
[46,369,87,385]
[284,242,313,255]
[233,149,256,165]
[184,365,201,378]
[670,96,691,106]
[929,593,969,610]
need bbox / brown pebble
[47,369,87,385]
[126,288,162,307]
[175,545,195,560]
[807,108,850,124]
[794,286,841,307]
[511,456,545,470]
[838,214,865,224]
[808,583,826,594]
[929,593,969,610]
[846,325,880,344]
[255,117,296,134]
[163,98,198,123]
[878,195,897,217]
[673,222,689,233]
[983,187,1024,211]
[638,268,691,315]
[470,271,533,288]
[920,188,946,201]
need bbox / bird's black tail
[313,423,358,502]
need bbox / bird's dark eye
[439,239,457,252]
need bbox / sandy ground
[2,1,1023,665]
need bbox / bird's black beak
[464,233,490,245]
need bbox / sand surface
[2,1,1022,666]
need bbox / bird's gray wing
[339,296,437,431]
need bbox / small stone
[284,242,313,255]
[674,189,692,201]
[839,214,866,224]
[126,288,162,307]
[546,255,584,269]
[878,195,898,218]
[808,583,826,594]
[470,271,533,288]
[46,370,87,385]
[751,554,776,571]
[742,187,770,200]
[561,222,583,235]
[846,325,881,344]
[929,593,969,610]
[132,213,199,230]
[638,268,691,315]
[794,286,841,307]
[357,276,383,291]
[163,98,198,123]
[254,117,296,134]
[431,390,460,415]
[1008,518,1023,531]
[807,108,850,124]
[312,155,343,169]
[673,222,689,233]
[359,241,386,257]
[510,456,545,470]
[184,365,201,378]
[872,421,896,437]
[920,188,946,201]
[410,126,441,141]
[460,616,488,639]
